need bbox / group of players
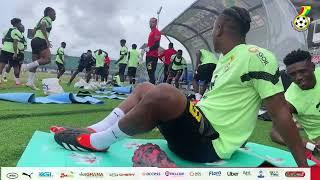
[0,7,209,92]
[1,5,320,167]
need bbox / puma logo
[22,172,33,179]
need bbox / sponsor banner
[0,167,313,180]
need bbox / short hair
[283,49,312,66]
[87,50,92,53]
[169,43,174,48]
[132,44,137,49]
[120,39,126,43]
[177,49,183,53]
[11,18,21,26]
[44,7,54,16]
[150,17,158,22]
[61,42,66,45]
[221,6,252,36]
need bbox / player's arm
[195,50,201,72]
[265,93,307,167]
[13,39,18,58]
[39,21,49,44]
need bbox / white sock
[90,122,130,150]
[15,77,20,83]
[27,72,35,85]
[88,108,125,132]
[26,61,39,70]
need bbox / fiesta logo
[285,171,305,177]
[227,172,239,176]
[6,173,18,179]
[164,171,184,176]
[189,171,201,176]
[142,172,161,176]
[209,171,221,176]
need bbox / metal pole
[157,6,162,28]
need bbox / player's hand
[46,40,52,48]
[144,47,150,52]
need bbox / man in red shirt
[159,42,177,82]
[104,52,111,82]
[144,17,161,84]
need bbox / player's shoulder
[244,44,278,67]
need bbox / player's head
[11,18,22,28]
[87,50,92,56]
[17,24,25,33]
[177,49,183,58]
[149,17,158,29]
[120,39,126,46]
[132,44,137,49]
[284,49,316,90]
[168,42,174,49]
[61,42,66,48]
[44,7,56,21]
[212,6,251,53]
[98,49,102,54]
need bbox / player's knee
[133,82,155,95]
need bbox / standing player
[0,18,24,85]
[159,42,177,82]
[23,7,56,90]
[94,49,106,83]
[55,42,66,79]
[192,49,218,100]
[2,24,27,85]
[145,18,161,84]
[68,50,94,85]
[115,39,128,83]
[127,44,140,85]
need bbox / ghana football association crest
[292,6,311,32]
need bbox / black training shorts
[127,67,137,77]
[194,63,216,83]
[31,37,48,55]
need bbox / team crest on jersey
[248,47,259,53]
[224,56,235,72]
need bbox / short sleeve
[247,48,284,99]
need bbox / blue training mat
[17,131,315,167]
[0,93,103,104]
[112,86,133,94]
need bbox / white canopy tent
[161,0,308,69]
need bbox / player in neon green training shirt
[127,44,140,85]
[167,50,187,88]
[270,50,320,156]
[24,7,56,90]
[52,7,307,167]
[115,39,128,83]
[94,49,107,82]
[55,42,66,79]
[0,18,24,85]
[192,49,218,100]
